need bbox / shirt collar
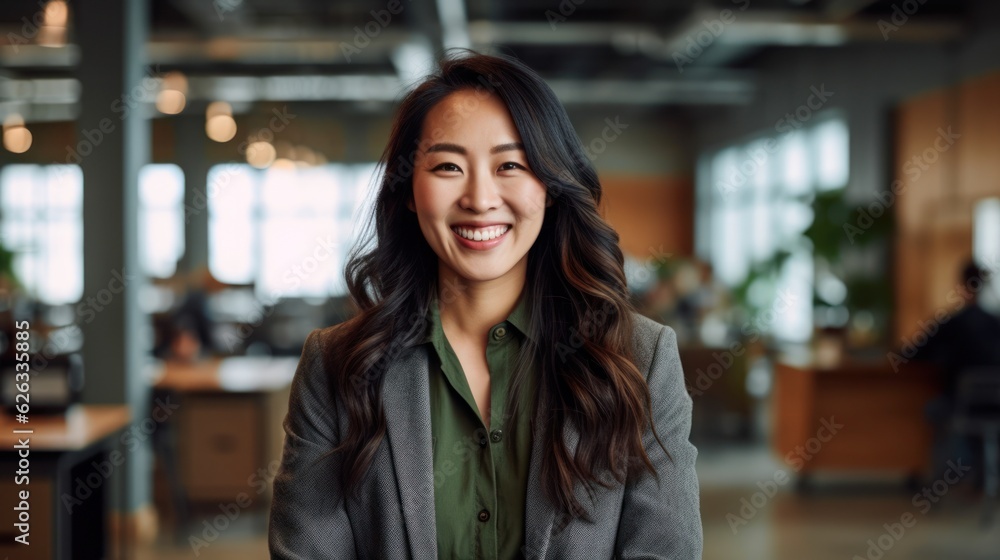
[420,287,533,345]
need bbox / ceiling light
[246,141,276,168]
[206,115,237,142]
[156,90,186,114]
[3,126,32,153]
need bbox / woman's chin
[445,261,517,284]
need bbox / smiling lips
[451,224,510,241]
[449,223,512,250]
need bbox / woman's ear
[545,193,554,208]
[407,195,415,212]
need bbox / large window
[0,164,83,305]
[139,164,185,279]
[0,164,185,306]
[974,197,1000,314]
[207,163,378,299]
[696,116,849,342]
[974,198,1000,269]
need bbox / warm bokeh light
[294,146,321,167]
[157,72,189,115]
[206,114,237,142]
[156,89,187,115]
[3,126,33,153]
[270,158,296,170]
[246,141,277,168]
[44,0,68,27]
[38,0,68,47]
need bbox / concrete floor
[137,443,1000,559]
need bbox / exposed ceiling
[0,0,980,122]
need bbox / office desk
[149,356,296,532]
[0,405,130,560]
[773,357,941,484]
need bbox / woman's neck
[436,260,527,343]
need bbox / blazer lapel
[383,344,439,560]
[524,399,582,559]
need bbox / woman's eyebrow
[424,142,525,155]
[426,142,465,155]
[490,142,524,154]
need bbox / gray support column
[176,114,210,274]
[75,0,152,513]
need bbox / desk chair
[951,367,1000,526]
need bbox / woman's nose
[461,169,502,212]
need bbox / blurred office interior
[1,0,1000,558]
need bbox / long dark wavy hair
[324,48,670,522]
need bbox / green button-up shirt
[421,288,537,560]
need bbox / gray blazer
[269,312,702,559]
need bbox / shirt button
[492,326,507,340]
[490,429,503,443]
[479,436,488,448]
[478,509,490,522]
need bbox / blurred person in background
[268,49,702,559]
[154,266,217,362]
[911,259,1000,490]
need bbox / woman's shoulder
[305,316,363,358]
[295,320,357,389]
[628,311,679,378]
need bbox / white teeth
[452,225,510,241]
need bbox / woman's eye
[432,163,461,172]
[499,162,524,171]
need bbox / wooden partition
[773,359,939,479]
[599,174,693,261]
[893,72,1000,342]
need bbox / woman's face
[408,89,550,286]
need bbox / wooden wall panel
[894,88,948,341]
[894,89,950,235]
[957,73,1000,199]
[894,71,1000,342]
[599,174,693,262]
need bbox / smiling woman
[408,89,550,297]
[268,48,702,560]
